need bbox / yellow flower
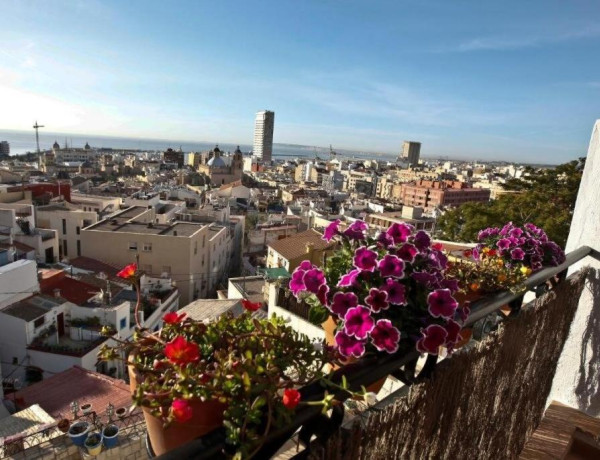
[496,259,504,267]
[482,247,490,254]
[520,266,532,276]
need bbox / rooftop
[39,269,100,305]
[12,365,132,420]
[179,299,242,322]
[0,295,62,322]
[268,228,336,261]
[229,276,266,305]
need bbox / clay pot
[322,316,386,394]
[128,353,226,456]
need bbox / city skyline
[1,1,599,162]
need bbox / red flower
[164,336,200,366]
[171,399,193,423]
[462,249,473,258]
[282,388,301,410]
[488,249,497,257]
[241,298,262,312]
[432,242,444,250]
[163,312,186,324]
[117,263,137,280]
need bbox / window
[63,240,68,257]
[62,219,67,234]
[76,226,80,235]
[33,316,45,328]
[194,241,197,255]
[77,240,81,257]
[202,235,205,248]
[129,242,138,251]
[120,317,127,330]
[143,242,152,252]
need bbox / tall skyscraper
[401,141,421,168]
[253,110,274,163]
[0,141,9,159]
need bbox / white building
[253,110,275,163]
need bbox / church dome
[53,140,60,149]
[84,142,91,150]
[207,156,227,168]
[234,145,242,154]
[213,145,221,154]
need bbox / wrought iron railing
[149,245,600,459]
[0,410,145,459]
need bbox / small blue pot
[102,424,119,448]
[67,421,90,447]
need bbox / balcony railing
[150,245,600,459]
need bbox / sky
[1,0,599,163]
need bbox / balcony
[148,245,600,459]
[28,326,109,358]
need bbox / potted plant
[115,407,127,419]
[84,432,103,456]
[80,403,92,415]
[290,220,468,358]
[102,424,119,448]
[98,263,331,458]
[57,418,70,433]
[67,421,90,447]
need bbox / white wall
[549,120,600,416]
[0,259,39,308]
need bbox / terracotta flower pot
[128,354,226,456]
[322,316,386,394]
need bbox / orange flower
[282,388,301,410]
[241,298,262,312]
[164,336,200,366]
[171,399,193,423]
[469,283,480,292]
[117,263,137,280]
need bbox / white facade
[0,259,39,309]
[253,110,274,163]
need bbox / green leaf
[308,304,330,325]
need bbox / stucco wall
[548,119,600,416]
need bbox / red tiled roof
[39,269,100,305]
[13,366,132,420]
[69,256,121,280]
[0,241,36,253]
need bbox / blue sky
[1,0,599,163]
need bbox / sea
[0,129,397,162]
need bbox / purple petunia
[335,331,366,358]
[413,230,431,250]
[411,271,439,288]
[316,284,329,307]
[380,278,407,305]
[303,268,326,294]
[323,219,341,242]
[376,231,394,248]
[353,247,378,272]
[386,222,413,244]
[496,238,512,251]
[370,319,400,353]
[444,319,462,349]
[510,247,525,260]
[337,269,360,287]
[365,288,389,312]
[416,324,448,355]
[427,289,458,319]
[330,291,359,317]
[510,228,523,238]
[378,254,405,278]
[298,260,313,271]
[344,220,368,240]
[397,243,419,263]
[343,305,375,339]
[289,268,306,297]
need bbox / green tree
[436,158,585,247]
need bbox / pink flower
[376,231,394,248]
[370,319,400,353]
[330,291,358,317]
[303,268,326,294]
[427,289,458,319]
[444,319,462,349]
[378,254,405,278]
[171,399,193,423]
[298,260,313,270]
[343,305,375,339]
[365,288,389,313]
[510,248,525,260]
[413,231,431,250]
[416,324,448,355]
[335,331,366,358]
[353,247,378,272]
[323,219,340,242]
[343,220,368,240]
[397,243,419,263]
[337,269,360,287]
[496,238,511,251]
[386,222,412,244]
[380,278,407,305]
[289,267,307,296]
[316,284,329,306]
[163,312,186,324]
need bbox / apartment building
[400,180,491,212]
[70,192,121,217]
[253,110,275,163]
[266,229,336,272]
[366,206,436,232]
[36,203,98,260]
[81,206,234,304]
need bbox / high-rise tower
[253,110,274,163]
[401,141,421,168]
